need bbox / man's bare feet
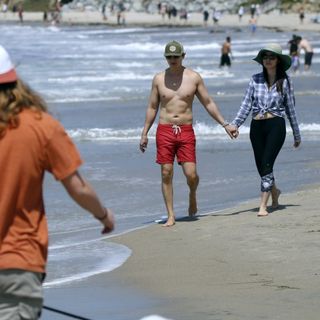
[272,189,281,209]
[257,207,269,217]
[162,216,175,227]
[188,191,198,217]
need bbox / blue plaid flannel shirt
[231,72,301,142]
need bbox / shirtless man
[220,36,232,68]
[139,40,236,227]
[296,36,314,71]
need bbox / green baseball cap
[253,43,292,71]
[164,40,185,57]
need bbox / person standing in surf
[0,45,115,319]
[139,40,236,227]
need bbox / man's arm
[140,75,160,152]
[195,74,236,138]
[61,171,115,234]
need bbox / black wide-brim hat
[253,43,292,71]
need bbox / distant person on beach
[203,5,209,27]
[249,17,257,35]
[295,36,314,71]
[212,9,221,25]
[229,43,301,216]
[1,2,8,13]
[117,0,126,25]
[17,2,23,23]
[219,36,232,68]
[0,45,115,319]
[299,7,305,24]
[179,8,188,23]
[139,40,236,227]
[288,35,300,73]
[43,10,48,22]
[250,3,256,18]
[160,2,167,20]
[101,3,107,21]
[238,6,244,22]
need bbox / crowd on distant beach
[1,0,319,29]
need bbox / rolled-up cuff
[294,133,301,142]
[261,172,274,192]
[231,120,240,128]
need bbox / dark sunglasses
[166,56,181,60]
[262,54,277,60]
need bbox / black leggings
[250,117,286,192]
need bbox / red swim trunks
[156,124,196,165]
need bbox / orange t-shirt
[0,109,82,273]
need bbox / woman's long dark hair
[263,58,290,94]
[263,61,289,94]
[0,79,48,138]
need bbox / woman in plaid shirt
[231,43,301,217]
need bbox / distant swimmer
[295,36,314,71]
[219,36,232,68]
[139,40,237,227]
[288,34,300,73]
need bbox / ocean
[1,23,320,289]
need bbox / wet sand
[104,184,320,320]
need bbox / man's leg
[181,162,199,217]
[161,163,175,227]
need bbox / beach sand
[102,184,320,320]
[1,11,320,32]
[43,184,320,320]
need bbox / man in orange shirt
[0,45,115,319]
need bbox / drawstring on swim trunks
[172,124,181,136]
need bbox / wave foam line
[48,73,153,83]
[67,122,320,141]
[44,243,131,288]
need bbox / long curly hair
[0,79,48,138]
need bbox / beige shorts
[0,269,43,320]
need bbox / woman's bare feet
[162,216,175,227]
[188,191,198,217]
[271,189,281,209]
[257,207,269,217]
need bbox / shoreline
[44,184,320,320]
[1,11,320,32]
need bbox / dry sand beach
[109,184,320,320]
[1,10,320,32]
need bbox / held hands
[224,124,239,139]
[139,135,148,152]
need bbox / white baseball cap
[0,45,18,84]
